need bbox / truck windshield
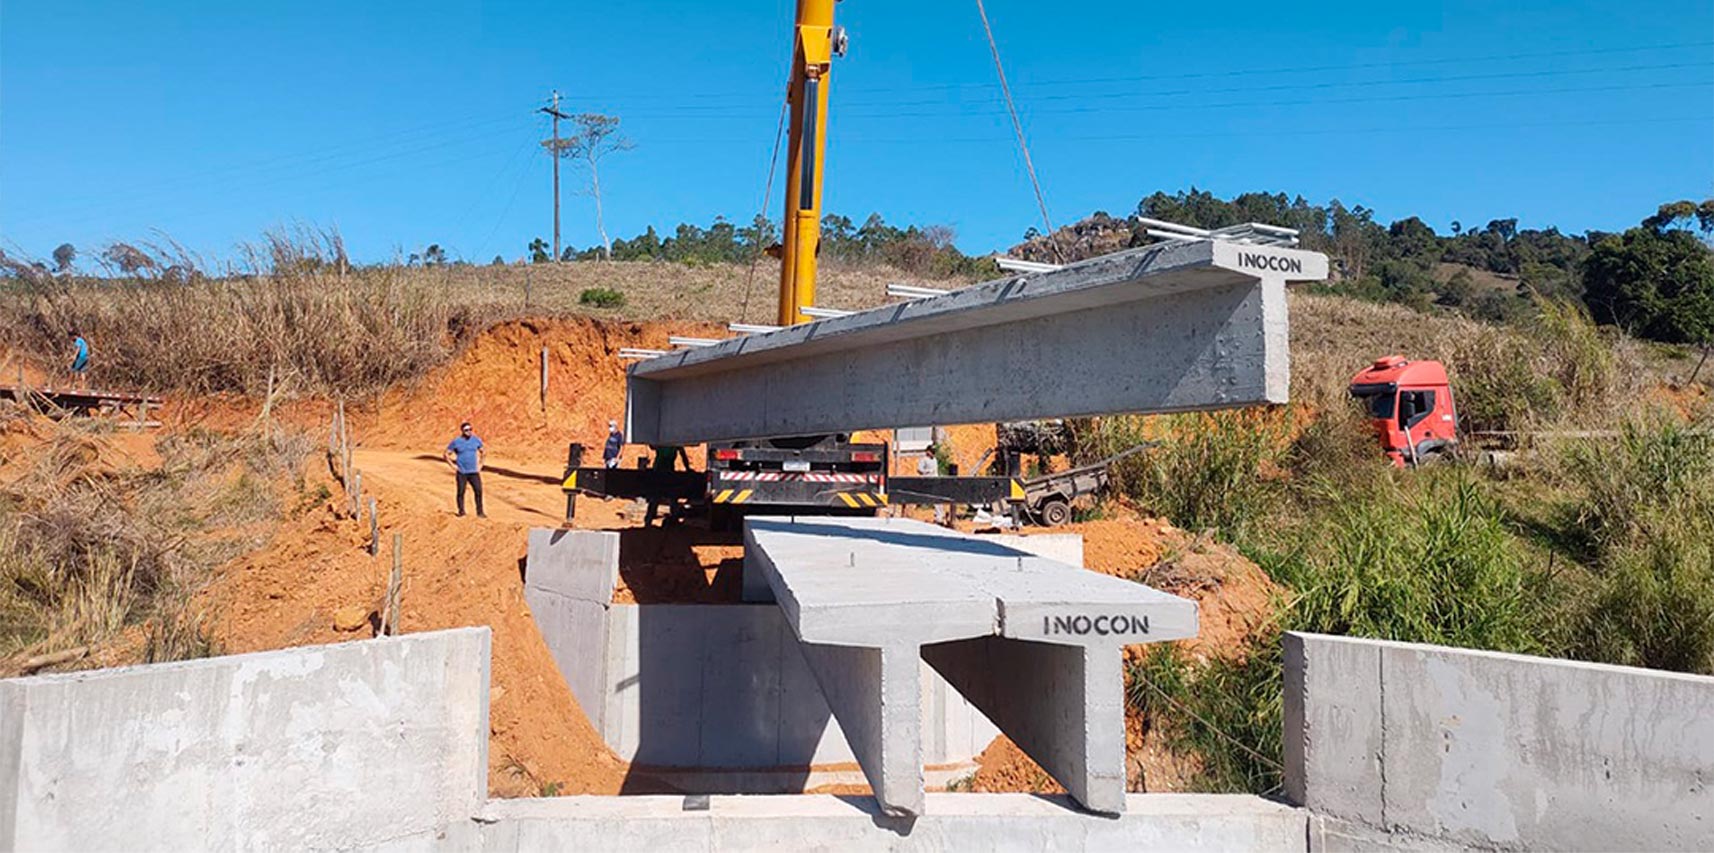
[1363,393,1396,419]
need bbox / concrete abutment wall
[0,628,490,852]
[1284,631,1714,851]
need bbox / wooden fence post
[368,497,379,556]
[382,533,404,636]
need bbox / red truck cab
[1348,355,1460,466]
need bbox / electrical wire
[973,0,1062,262]
[740,97,791,324]
[553,39,1714,104]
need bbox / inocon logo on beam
[1041,613,1151,637]
[1236,252,1304,274]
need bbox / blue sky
[2,0,1711,266]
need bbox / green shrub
[578,287,625,309]
[1533,298,1617,412]
[1085,410,1288,540]
[1130,638,1285,794]
[1572,533,1714,674]
[1562,418,1714,553]
[1264,472,1551,654]
[1560,418,1714,673]
[1445,326,1563,433]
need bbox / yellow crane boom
[777,0,845,326]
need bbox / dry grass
[1290,292,1645,432]
[0,257,947,398]
[0,418,311,672]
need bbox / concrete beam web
[626,240,1327,445]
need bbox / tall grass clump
[1082,409,1290,540]
[1561,418,1714,673]
[1265,472,1552,655]
[1130,638,1285,794]
[0,230,497,396]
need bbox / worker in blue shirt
[603,420,624,469]
[68,330,90,390]
[443,421,486,518]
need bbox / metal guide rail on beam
[625,239,1328,445]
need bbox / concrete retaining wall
[1284,632,1714,851]
[523,529,998,773]
[0,628,490,852]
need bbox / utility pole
[540,91,570,263]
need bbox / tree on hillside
[1583,201,1714,344]
[528,237,551,264]
[102,242,156,276]
[544,113,633,261]
[52,243,76,274]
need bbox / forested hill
[1010,191,1714,340]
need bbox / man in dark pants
[443,421,486,518]
[603,420,625,468]
[643,445,693,526]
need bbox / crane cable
[740,98,792,323]
[974,0,1065,263]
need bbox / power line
[740,98,791,324]
[614,113,1712,146]
[10,117,537,228]
[534,39,1714,105]
[828,78,1714,120]
[974,0,1060,261]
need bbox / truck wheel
[1038,499,1071,527]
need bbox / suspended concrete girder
[625,239,1328,445]
[742,517,1198,817]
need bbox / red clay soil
[205,451,628,798]
[360,316,725,463]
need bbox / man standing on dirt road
[444,421,486,518]
[603,420,624,469]
[68,329,90,391]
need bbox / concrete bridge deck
[742,516,1197,816]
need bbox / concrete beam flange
[625,239,1326,445]
[745,517,1197,817]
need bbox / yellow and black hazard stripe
[561,471,579,491]
[712,489,756,504]
[835,491,889,508]
[1010,478,1026,500]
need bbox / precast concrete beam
[744,517,1197,816]
[626,239,1327,444]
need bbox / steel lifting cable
[740,98,793,323]
[974,0,1065,263]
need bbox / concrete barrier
[1284,632,1714,851]
[522,528,998,781]
[0,628,490,852]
